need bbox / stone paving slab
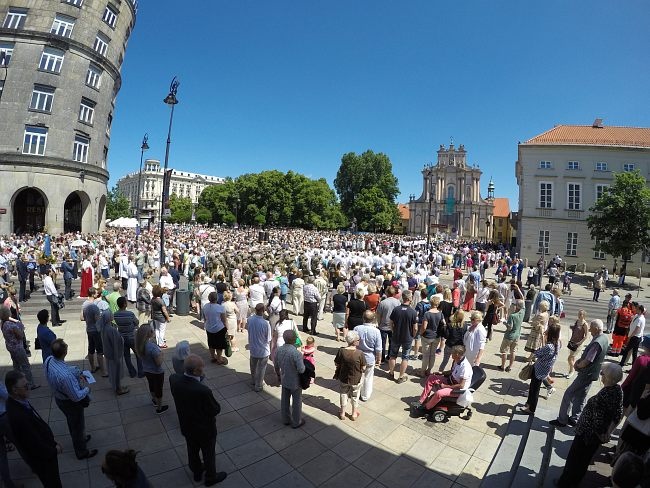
[2,270,635,487]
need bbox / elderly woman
[520,321,561,415]
[172,340,191,375]
[220,290,239,351]
[135,322,168,414]
[412,345,473,412]
[525,300,550,360]
[204,292,228,365]
[331,284,348,342]
[556,363,624,488]
[334,331,366,421]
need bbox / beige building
[515,120,650,271]
[409,144,495,239]
[493,197,516,246]
[0,0,137,234]
[116,159,224,224]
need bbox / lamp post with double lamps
[135,133,149,234]
[159,77,179,268]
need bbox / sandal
[396,376,408,384]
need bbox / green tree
[195,207,212,224]
[334,150,399,230]
[106,186,131,220]
[197,181,236,224]
[354,187,400,232]
[168,194,193,223]
[588,170,650,280]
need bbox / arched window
[447,185,455,200]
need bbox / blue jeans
[557,374,593,424]
[123,336,143,378]
[380,329,392,361]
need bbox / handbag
[291,320,302,347]
[519,362,534,381]
[567,341,578,352]
[35,337,41,350]
[224,334,232,357]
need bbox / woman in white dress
[271,309,296,362]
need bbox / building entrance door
[64,193,83,233]
[13,189,46,234]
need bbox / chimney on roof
[592,118,604,128]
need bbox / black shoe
[567,418,577,427]
[193,470,204,482]
[59,319,67,324]
[156,405,169,414]
[77,449,98,460]
[549,419,567,428]
[205,472,228,486]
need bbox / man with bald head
[169,354,227,486]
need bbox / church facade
[408,144,495,240]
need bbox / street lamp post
[485,219,490,244]
[135,133,149,237]
[426,176,434,249]
[159,77,179,268]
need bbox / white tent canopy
[107,217,138,228]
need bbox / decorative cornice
[0,153,109,182]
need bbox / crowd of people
[0,225,647,487]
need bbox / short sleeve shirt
[451,357,473,385]
[390,305,417,342]
[141,341,163,374]
[1,321,22,352]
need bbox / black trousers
[186,434,217,481]
[557,434,600,487]
[620,336,642,367]
[18,279,26,302]
[47,295,61,325]
[303,301,318,333]
[121,277,128,292]
[526,376,543,413]
[32,456,62,488]
[55,398,88,458]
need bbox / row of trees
[106,150,403,231]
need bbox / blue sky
[109,0,650,209]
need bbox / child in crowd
[303,336,316,383]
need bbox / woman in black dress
[345,289,367,331]
[482,290,502,341]
[332,284,348,342]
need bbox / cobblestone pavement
[2,271,646,487]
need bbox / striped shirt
[303,284,321,304]
[44,357,89,402]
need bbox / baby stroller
[410,366,487,422]
[562,271,572,295]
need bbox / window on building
[61,0,83,6]
[29,85,55,112]
[623,163,636,172]
[595,184,609,201]
[595,162,608,171]
[538,230,550,254]
[539,182,553,208]
[72,135,89,163]
[566,232,578,256]
[78,98,95,124]
[567,183,581,210]
[567,161,580,170]
[0,43,14,66]
[106,112,113,136]
[93,33,110,56]
[23,126,47,155]
[85,63,102,88]
[39,47,65,73]
[51,14,75,38]
[0,80,3,97]
[3,8,27,29]
[447,185,455,200]
[539,161,552,169]
[103,5,118,28]
[102,146,108,168]
[594,239,606,259]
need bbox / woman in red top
[363,284,380,312]
[611,301,634,355]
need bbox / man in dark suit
[16,255,28,303]
[61,255,75,300]
[5,370,63,487]
[169,354,227,486]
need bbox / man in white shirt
[159,267,174,293]
[355,311,382,402]
[248,277,265,311]
[43,268,64,327]
[620,303,646,368]
[464,311,487,366]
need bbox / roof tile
[523,124,650,148]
